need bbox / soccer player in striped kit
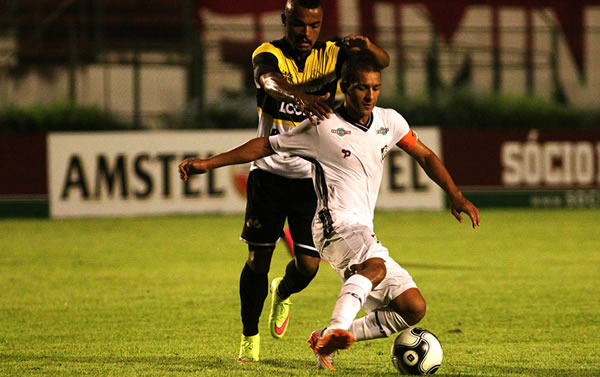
[223,0,389,362]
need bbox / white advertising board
[48,128,443,218]
[378,127,444,210]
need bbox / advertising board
[441,128,600,207]
[47,128,444,218]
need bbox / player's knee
[247,246,274,273]
[404,296,426,326]
[391,288,427,326]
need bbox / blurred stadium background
[1,2,599,376]
[1,0,600,217]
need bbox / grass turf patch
[0,209,598,376]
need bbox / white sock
[328,274,373,330]
[349,309,409,341]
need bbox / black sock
[239,263,268,336]
[277,259,318,300]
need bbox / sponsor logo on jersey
[332,128,351,137]
[279,102,304,117]
[376,127,390,135]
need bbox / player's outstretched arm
[403,140,481,228]
[178,137,274,181]
[260,72,332,124]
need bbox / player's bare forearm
[221,136,275,165]
[178,137,274,181]
[342,34,390,68]
[418,152,461,199]
[406,141,480,228]
[404,141,456,196]
[261,73,300,104]
[260,72,332,123]
[421,155,481,228]
[364,43,390,68]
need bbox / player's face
[283,5,323,56]
[344,70,381,124]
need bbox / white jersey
[250,109,315,179]
[269,106,418,231]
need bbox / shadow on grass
[259,357,317,369]
[0,353,223,372]
[0,352,315,373]
[470,365,600,377]
[1,353,596,376]
[340,365,599,377]
[247,360,600,377]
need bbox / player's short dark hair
[287,0,321,10]
[340,53,381,91]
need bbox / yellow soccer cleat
[268,277,292,339]
[237,334,260,362]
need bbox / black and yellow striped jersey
[251,38,347,178]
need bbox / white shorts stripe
[293,242,319,252]
[239,237,279,247]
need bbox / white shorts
[313,221,418,313]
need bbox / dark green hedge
[379,90,600,129]
[2,92,599,132]
[0,102,132,133]
[171,91,257,129]
[180,90,600,130]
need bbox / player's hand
[295,92,333,124]
[450,194,480,229]
[341,34,372,52]
[178,158,208,181]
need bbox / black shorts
[241,169,319,257]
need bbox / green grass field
[1,209,599,376]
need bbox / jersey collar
[336,106,373,132]
[277,38,310,72]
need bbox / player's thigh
[286,177,319,258]
[241,170,287,247]
[363,257,418,313]
[344,226,390,270]
[317,224,381,278]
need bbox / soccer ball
[391,328,443,375]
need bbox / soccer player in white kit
[179,53,480,370]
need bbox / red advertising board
[441,128,600,207]
[0,134,47,197]
[0,134,48,217]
